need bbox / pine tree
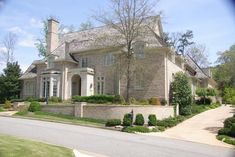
[0,62,22,103]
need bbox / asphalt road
[0,117,234,157]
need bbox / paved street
[0,117,234,157]
[146,105,235,147]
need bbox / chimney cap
[48,18,59,23]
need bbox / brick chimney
[47,18,59,55]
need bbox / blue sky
[0,0,234,73]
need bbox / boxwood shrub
[230,123,235,137]
[49,96,62,103]
[105,119,121,127]
[72,95,115,104]
[122,126,150,133]
[28,101,41,112]
[224,117,235,128]
[123,114,133,126]
[148,114,157,126]
[134,114,144,126]
[218,128,231,136]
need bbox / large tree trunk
[126,57,131,102]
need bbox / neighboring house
[19,16,215,103]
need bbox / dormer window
[133,42,145,59]
[47,55,55,69]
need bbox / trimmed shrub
[157,116,185,128]
[123,113,133,126]
[129,97,137,104]
[72,95,115,104]
[26,96,36,102]
[28,101,41,112]
[105,119,121,127]
[218,128,231,136]
[230,123,235,137]
[49,96,62,103]
[148,114,157,126]
[161,99,167,106]
[38,97,46,102]
[224,117,235,128]
[149,97,160,105]
[171,72,192,115]
[139,99,149,105]
[113,95,125,104]
[3,100,12,109]
[122,126,150,133]
[135,114,144,126]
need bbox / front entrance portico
[67,68,94,99]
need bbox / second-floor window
[81,57,88,68]
[133,42,145,59]
[104,53,114,66]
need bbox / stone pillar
[74,102,87,117]
[175,104,179,116]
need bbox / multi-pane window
[25,81,34,96]
[97,76,105,94]
[81,57,88,68]
[104,53,114,66]
[42,77,50,98]
[135,72,144,89]
[53,78,58,97]
[133,42,145,59]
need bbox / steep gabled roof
[19,64,37,80]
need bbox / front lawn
[0,134,75,157]
[15,111,106,127]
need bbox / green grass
[122,126,150,133]
[0,134,75,157]
[217,135,235,146]
[15,111,106,127]
[0,106,5,112]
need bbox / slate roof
[19,64,37,80]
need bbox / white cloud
[7,26,25,34]
[30,18,43,28]
[18,38,36,47]
[0,47,7,53]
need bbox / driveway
[146,105,235,147]
[0,117,235,157]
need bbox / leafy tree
[164,30,194,55]
[0,62,22,103]
[171,72,192,115]
[213,44,235,91]
[79,21,94,31]
[35,18,77,57]
[94,0,158,101]
[196,87,216,104]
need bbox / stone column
[74,102,87,117]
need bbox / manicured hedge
[134,114,144,126]
[148,114,157,126]
[224,117,235,128]
[123,114,133,126]
[72,95,115,104]
[105,119,121,127]
[122,126,150,133]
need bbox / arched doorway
[71,75,81,96]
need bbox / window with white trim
[53,78,58,97]
[97,76,105,94]
[133,42,145,59]
[135,72,144,89]
[104,53,114,66]
[42,77,50,98]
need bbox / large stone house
[19,16,215,102]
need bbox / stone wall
[41,105,74,115]
[41,103,176,123]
